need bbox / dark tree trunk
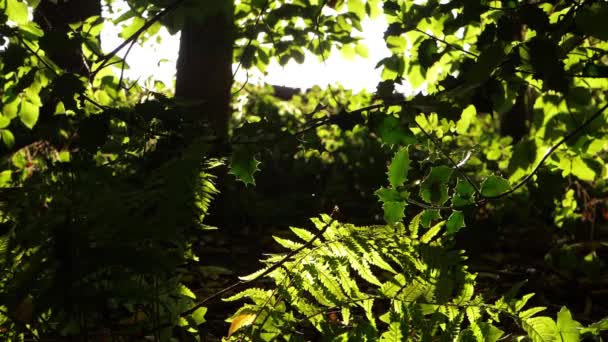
[175,8,235,141]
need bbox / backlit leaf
[446,211,465,234]
[229,147,260,186]
[388,147,410,187]
[420,166,453,205]
[19,100,39,129]
[480,175,510,198]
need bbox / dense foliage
[0,0,607,341]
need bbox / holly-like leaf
[453,179,476,207]
[420,209,441,228]
[419,166,453,205]
[375,187,407,224]
[480,175,510,198]
[388,147,410,188]
[446,210,465,234]
[229,147,261,186]
[375,187,402,202]
[381,200,406,224]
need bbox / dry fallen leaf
[227,312,257,337]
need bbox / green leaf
[381,200,406,224]
[570,156,596,182]
[5,0,29,25]
[456,105,476,135]
[19,100,39,129]
[480,175,510,198]
[0,115,11,129]
[375,188,407,224]
[419,166,453,205]
[388,147,410,188]
[1,130,15,148]
[453,180,476,207]
[375,187,401,202]
[420,220,444,243]
[190,307,207,325]
[479,322,504,342]
[229,147,261,186]
[556,307,580,342]
[355,43,369,58]
[522,316,557,342]
[575,3,608,40]
[420,209,441,228]
[446,211,465,234]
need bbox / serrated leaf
[556,307,580,342]
[420,209,441,228]
[375,187,402,202]
[419,166,453,205]
[522,316,557,342]
[480,175,510,198]
[453,179,476,207]
[229,147,260,185]
[446,211,465,234]
[388,147,410,187]
[381,200,406,224]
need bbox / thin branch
[413,120,482,196]
[413,27,479,58]
[117,37,137,90]
[233,0,271,80]
[92,0,187,75]
[482,101,608,200]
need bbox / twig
[92,0,187,75]
[481,101,608,200]
[232,0,270,80]
[117,37,137,90]
[413,28,478,58]
[413,120,482,196]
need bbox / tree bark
[175,8,235,141]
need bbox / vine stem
[481,101,608,200]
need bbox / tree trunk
[175,7,235,142]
